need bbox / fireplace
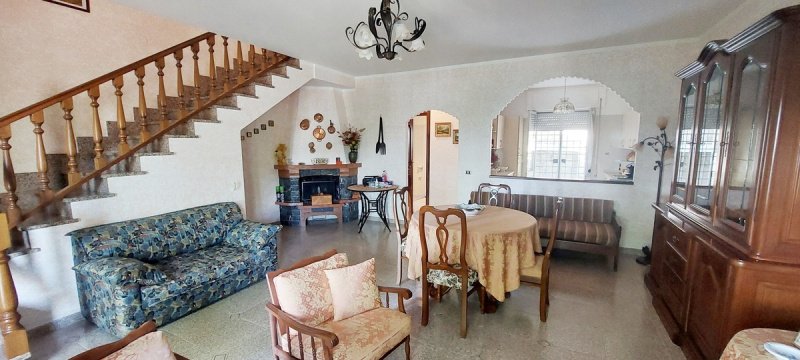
[300,175,339,204]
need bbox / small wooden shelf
[275,199,359,207]
[274,163,361,177]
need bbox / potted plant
[338,126,365,163]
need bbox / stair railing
[0,32,294,245]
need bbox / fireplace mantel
[274,163,361,178]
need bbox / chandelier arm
[406,18,426,41]
[394,42,414,53]
[345,24,378,50]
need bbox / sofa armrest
[378,285,412,314]
[611,212,622,243]
[73,257,166,286]
[224,220,282,250]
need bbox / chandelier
[345,0,426,61]
[553,78,576,114]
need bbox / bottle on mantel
[382,170,388,183]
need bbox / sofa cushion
[69,202,244,263]
[141,245,253,307]
[282,307,411,360]
[539,218,618,246]
[560,197,614,223]
[272,253,349,326]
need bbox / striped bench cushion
[538,218,619,246]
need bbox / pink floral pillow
[272,253,349,325]
[102,331,176,360]
[324,258,381,321]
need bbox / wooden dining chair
[476,183,512,207]
[393,186,410,285]
[520,197,564,322]
[419,206,482,338]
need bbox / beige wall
[428,111,460,205]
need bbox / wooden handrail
[0,32,214,127]
[18,55,293,223]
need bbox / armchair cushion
[272,253,349,325]
[73,257,166,286]
[102,331,176,360]
[324,258,381,321]
[281,307,411,360]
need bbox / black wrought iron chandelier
[345,0,426,61]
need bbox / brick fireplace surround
[274,163,361,226]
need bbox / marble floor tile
[21,219,681,359]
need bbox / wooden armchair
[393,186,410,285]
[419,206,483,338]
[265,250,412,360]
[476,183,512,207]
[69,320,187,360]
[521,197,563,322]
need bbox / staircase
[0,32,313,358]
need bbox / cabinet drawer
[667,227,690,257]
[664,242,688,280]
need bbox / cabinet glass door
[720,54,771,230]
[673,83,697,203]
[692,64,727,213]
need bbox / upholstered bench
[471,192,621,270]
[69,202,281,336]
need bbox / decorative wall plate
[308,142,315,148]
[310,147,316,153]
[299,119,310,130]
[314,113,324,122]
[327,120,336,134]
[313,126,326,141]
[326,142,333,149]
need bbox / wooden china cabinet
[646,6,800,360]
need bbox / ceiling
[113,0,744,76]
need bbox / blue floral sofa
[68,202,281,336]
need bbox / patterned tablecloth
[405,205,540,301]
[720,328,798,359]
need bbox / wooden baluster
[0,126,20,228]
[174,49,186,112]
[249,44,256,75]
[134,66,151,141]
[60,97,80,186]
[236,40,244,81]
[155,57,169,131]
[222,36,231,89]
[0,213,30,360]
[30,111,52,200]
[261,49,269,71]
[191,43,201,106]
[207,36,216,96]
[87,86,107,169]
[112,76,130,153]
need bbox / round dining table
[405,205,541,302]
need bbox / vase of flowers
[338,126,365,163]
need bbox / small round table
[347,185,397,233]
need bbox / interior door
[408,112,430,212]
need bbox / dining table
[405,205,541,303]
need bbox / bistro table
[347,184,398,233]
[405,205,541,302]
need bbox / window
[527,111,592,180]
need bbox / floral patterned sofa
[68,202,281,336]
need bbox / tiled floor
[24,219,684,359]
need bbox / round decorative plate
[310,147,316,153]
[308,142,315,148]
[314,113,324,122]
[313,126,326,141]
[327,120,336,134]
[299,118,310,130]
[326,142,333,149]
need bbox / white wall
[242,85,354,223]
[428,111,460,205]
[411,115,427,210]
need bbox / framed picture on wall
[452,129,459,144]
[434,122,451,137]
[43,0,90,12]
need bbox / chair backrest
[393,187,410,239]
[476,183,512,207]
[541,198,564,271]
[418,206,469,275]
